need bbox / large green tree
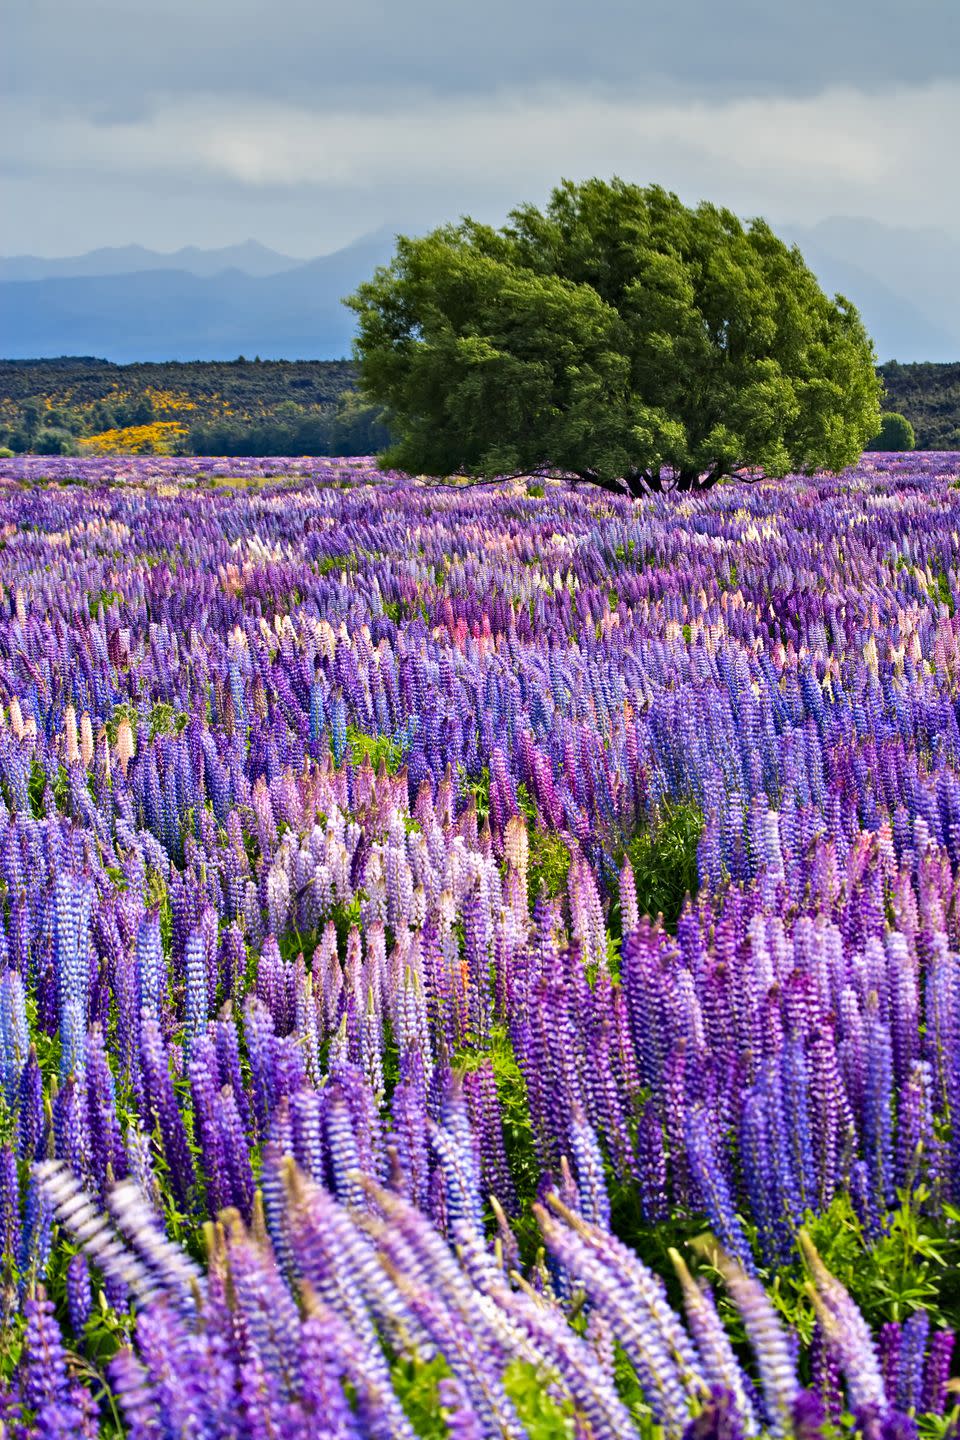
[347,180,882,495]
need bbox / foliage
[349,177,882,493]
[0,357,386,458]
[345,724,405,774]
[796,1190,960,1329]
[33,426,79,456]
[878,361,960,449]
[624,798,703,931]
[870,410,916,451]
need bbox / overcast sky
[4,0,960,257]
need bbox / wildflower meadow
[0,451,959,1437]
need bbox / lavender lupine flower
[799,1231,886,1412]
[0,969,28,1106]
[810,1323,844,1425]
[895,1062,935,1194]
[694,1240,798,1440]
[84,1021,126,1192]
[879,1324,902,1410]
[295,1302,365,1437]
[862,998,895,1215]
[620,858,640,936]
[685,1105,755,1274]
[301,1288,417,1440]
[385,1254,527,1439]
[683,1387,748,1440]
[35,1161,165,1308]
[183,928,207,1054]
[54,874,88,1080]
[128,1300,231,1440]
[429,1072,485,1236]
[0,1144,20,1272]
[438,1377,488,1440]
[567,1103,611,1230]
[280,1165,421,1440]
[138,1016,196,1207]
[636,1101,669,1222]
[389,1055,431,1209]
[463,1061,517,1216]
[331,694,348,767]
[670,1249,759,1436]
[537,1199,707,1430]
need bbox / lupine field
[3,451,960,1438]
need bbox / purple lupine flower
[463,1060,517,1216]
[0,969,28,1107]
[808,1322,843,1425]
[14,1041,42,1165]
[438,1377,488,1440]
[18,1287,92,1438]
[281,1165,420,1439]
[389,1055,431,1210]
[683,1387,747,1440]
[635,1100,668,1222]
[862,999,894,1214]
[0,1144,20,1270]
[295,1303,365,1437]
[879,1323,902,1409]
[895,1062,935,1194]
[139,1014,196,1207]
[183,928,207,1054]
[430,1095,485,1240]
[686,1104,755,1274]
[537,1200,706,1429]
[896,1310,929,1414]
[921,1330,954,1416]
[135,909,164,1020]
[567,1103,611,1231]
[66,1252,93,1335]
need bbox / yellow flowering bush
[78,421,188,455]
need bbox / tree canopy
[347,179,883,495]
[869,410,916,452]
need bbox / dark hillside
[3,355,960,456]
[878,361,960,449]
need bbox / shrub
[870,411,916,451]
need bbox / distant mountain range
[0,239,307,283]
[0,231,396,363]
[0,219,957,364]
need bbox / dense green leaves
[870,410,917,451]
[349,179,883,494]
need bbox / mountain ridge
[0,232,396,363]
[1,221,957,365]
[0,239,307,282]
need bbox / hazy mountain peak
[0,240,306,282]
[0,221,956,364]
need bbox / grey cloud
[3,0,959,336]
[7,0,960,114]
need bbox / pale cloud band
[4,80,958,256]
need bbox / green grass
[623,798,703,933]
